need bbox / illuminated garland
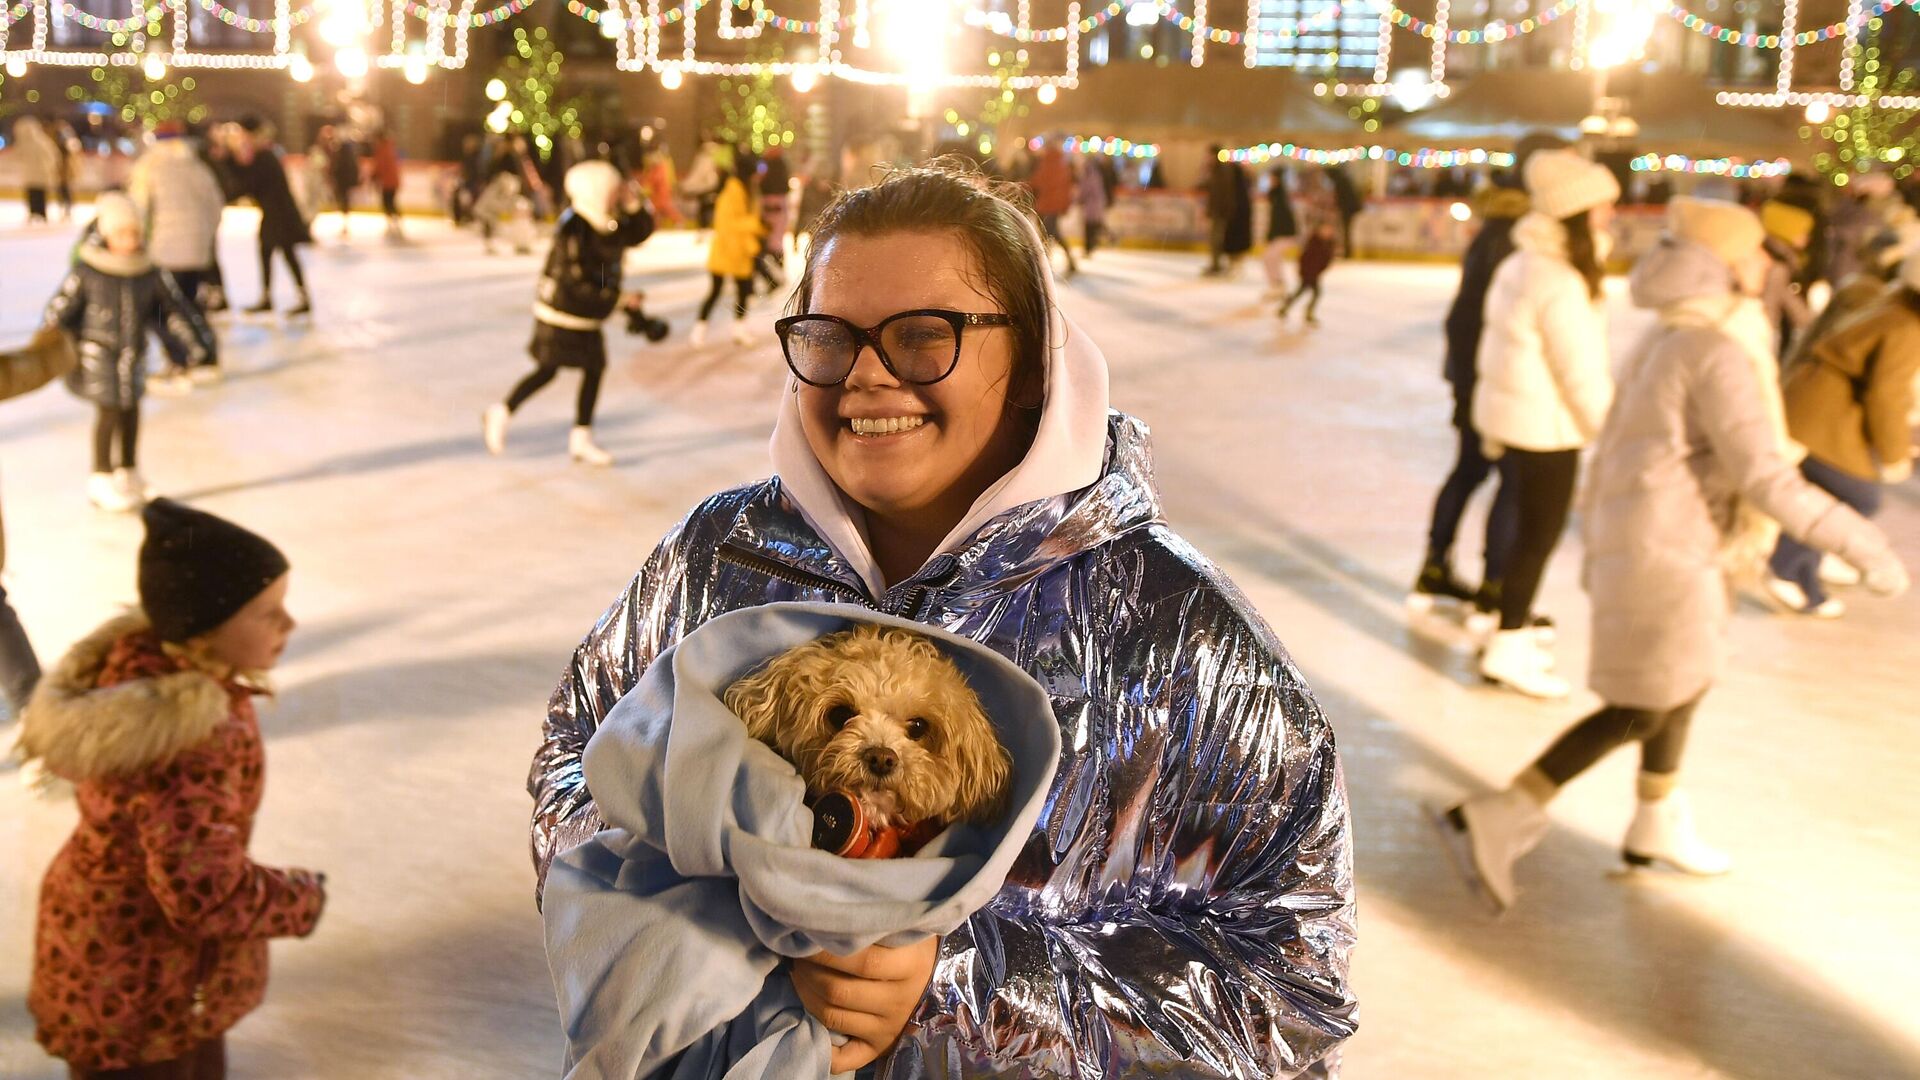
[56,1,158,33]
[1029,133,1159,157]
[193,0,315,32]
[1224,140,1517,168]
[1385,0,1579,44]
[1661,0,1919,48]
[1630,153,1792,178]
[966,0,1344,47]
[401,0,543,27]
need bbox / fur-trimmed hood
[15,612,230,782]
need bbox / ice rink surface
[2,208,1916,1079]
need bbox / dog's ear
[722,640,833,758]
[946,694,1015,826]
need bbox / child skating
[1279,218,1339,327]
[43,192,216,513]
[18,498,327,1079]
[482,161,655,466]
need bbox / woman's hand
[791,936,940,1073]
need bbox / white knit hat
[93,192,140,237]
[1667,195,1766,268]
[563,160,623,233]
[1523,149,1622,220]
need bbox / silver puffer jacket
[529,412,1358,1078]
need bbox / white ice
[1,207,1917,1078]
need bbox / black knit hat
[138,499,289,643]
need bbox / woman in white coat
[11,117,61,223]
[1471,150,1620,698]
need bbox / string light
[1838,0,1864,90]
[1630,153,1793,178]
[1660,0,1919,49]
[1719,88,1920,110]
[1030,133,1159,158]
[1222,141,1517,169]
[1778,0,1798,96]
[1188,0,1202,68]
[1372,5,1392,85]
[1430,0,1448,83]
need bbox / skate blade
[1424,801,1509,917]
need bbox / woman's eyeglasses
[774,308,1013,387]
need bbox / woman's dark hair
[1562,209,1605,299]
[790,158,1049,412]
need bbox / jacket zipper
[716,544,961,618]
[718,544,877,610]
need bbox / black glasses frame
[774,308,1014,388]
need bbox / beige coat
[1782,287,1920,481]
[1582,241,1893,710]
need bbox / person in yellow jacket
[690,164,766,347]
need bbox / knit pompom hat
[1522,149,1621,221]
[1667,196,1767,269]
[93,192,140,238]
[139,499,290,643]
[563,160,623,233]
[1760,200,1816,250]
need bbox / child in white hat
[42,192,217,512]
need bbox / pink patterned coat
[18,614,325,1070]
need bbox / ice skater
[0,326,68,719]
[17,498,327,1078]
[42,193,215,513]
[1408,134,1563,622]
[127,120,230,392]
[1277,218,1338,326]
[1469,149,1619,698]
[230,118,313,317]
[688,158,765,347]
[483,160,655,466]
[1437,199,1909,913]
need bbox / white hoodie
[769,213,1112,597]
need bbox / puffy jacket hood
[1630,236,1737,311]
[76,237,153,277]
[769,211,1114,596]
[15,613,228,782]
[563,160,623,233]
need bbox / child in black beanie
[17,498,326,1078]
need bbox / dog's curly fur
[723,625,1012,832]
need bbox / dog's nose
[861,747,897,777]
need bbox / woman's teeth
[848,416,926,436]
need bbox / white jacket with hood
[127,137,228,272]
[1473,211,1616,452]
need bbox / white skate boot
[87,472,137,512]
[729,319,754,346]
[1622,789,1732,876]
[1478,629,1570,700]
[568,426,614,467]
[1436,788,1550,912]
[688,321,709,347]
[113,468,153,505]
[482,403,510,456]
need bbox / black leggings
[1040,214,1077,272]
[1494,447,1579,630]
[1282,279,1323,319]
[93,405,139,472]
[381,187,400,219]
[1427,423,1518,583]
[258,236,307,296]
[1534,697,1701,786]
[26,187,49,221]
[506,363,603,427]
[698,273,751,321]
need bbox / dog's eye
[827,704,856,730]
[905,717,928,741]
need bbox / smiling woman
[531,161,1358,1078]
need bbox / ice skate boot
[243,298,273,315]
[482,404,510,456]
[1478,629,1569,700]
[689,321,709,347]
[569,426,614,467]
[1819,554,1863,587]
[1435,787,1550,912]
[286,293,312,319]
[86,472,137,512]
[148,368,194,397]
[1622,789,1732,876]
[729,320,755,346]
[1407,558,1476,614]
[187,364,223,387]
[112,468,153,505]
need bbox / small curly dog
[724,624,1013,858]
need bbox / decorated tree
[71,67,205,128]
[712,44,796,153]
[486,25,583,161]
[1807,14,1919,186]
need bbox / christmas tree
[1807,13,1919,187]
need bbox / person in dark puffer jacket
[482,160,654,466]
[43,192,215,514]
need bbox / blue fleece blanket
[541,602,1062,1080]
